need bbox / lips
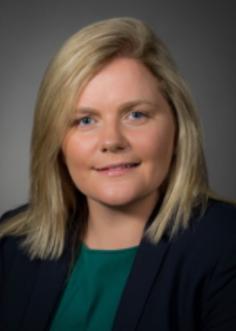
[95,162,140,171]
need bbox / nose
[100,122,129,153]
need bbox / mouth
[95,162,140,171]
[94,162,140,176]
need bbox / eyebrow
[76,100,159,115]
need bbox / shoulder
[203,197,236,222]
[192,198,236,243]
[0,204,29,223]
[170,198,236,267]
[190,200,236,325]
[163,199,236,298]
[167,198,236,262]
[0,204,30,268]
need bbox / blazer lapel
[112,235,170,331]
[1,240,68,331]
[20,247,70,331]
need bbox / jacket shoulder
[172,198,236,259]
[0,204,30,271]
[173,198,236,265]
[197,198,236,239]
[0,204,29,222]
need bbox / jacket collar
[112,234,171,331]
[17,244,70,331]
[111,197,171,330]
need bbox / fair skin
[62,57,176,249]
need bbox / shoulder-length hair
[0,17,214,259]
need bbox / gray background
[0,0,235,214]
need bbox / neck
[84,193,159,250]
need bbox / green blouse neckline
[81,242,139,254]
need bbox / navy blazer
[1,199,236,331]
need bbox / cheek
[140,126,175,191]
[62,136,91,189]
[62,133,95,168]
[131,124,175,164]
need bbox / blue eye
[129,111,147,119]
[76,116,95,126]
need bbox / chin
[90,190,148,209]
[86,189,129,204]
[96,197,138,208]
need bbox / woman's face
[62,57,176,209]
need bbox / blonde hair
[0,17,216,259]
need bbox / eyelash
[72,111,149,127]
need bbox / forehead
[77,57,162,108]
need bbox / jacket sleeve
[201,240,236,330]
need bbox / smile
[94,162,140,176]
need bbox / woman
[0,17,236,331]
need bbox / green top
[49,243,138,331]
